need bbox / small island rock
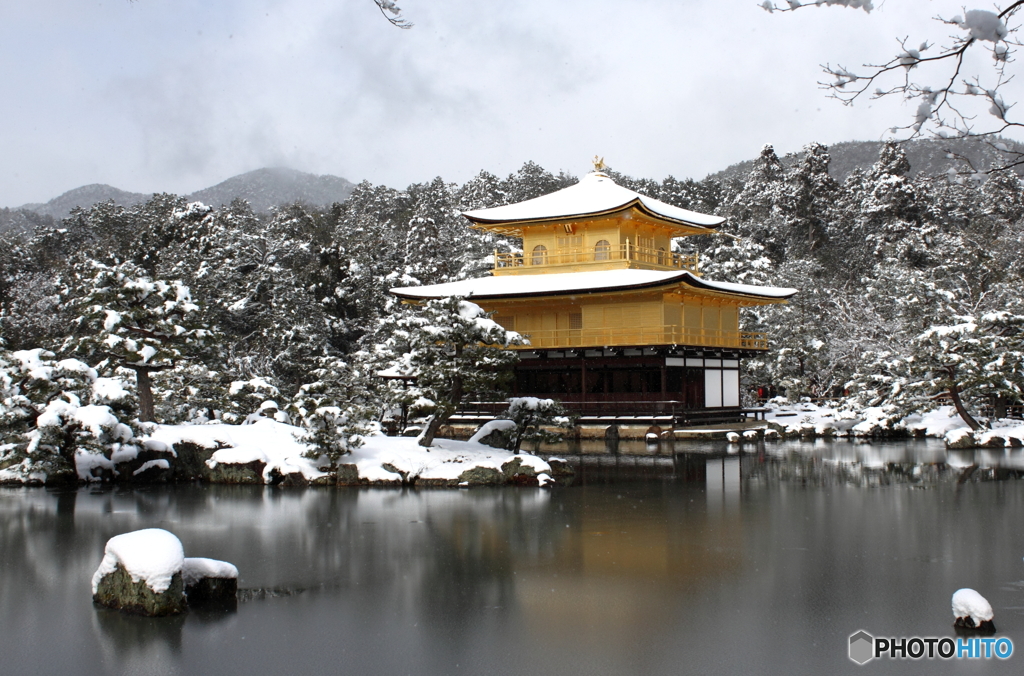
[92,528,187,616]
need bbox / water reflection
[2,441,1024,675]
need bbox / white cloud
[1,0,1021,206]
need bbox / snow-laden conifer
[69,262,212,422]
[379,297,522,447]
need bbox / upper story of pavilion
[463,171,724,276]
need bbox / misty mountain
[13,168,355,222]
[0,208,56,237]
[187,168,354,213]
[19,184,150,220]
[709,137,1023,184]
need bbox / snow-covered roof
[462,172,725,231]
[391,269,797,302]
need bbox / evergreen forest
[3,140,1024,476]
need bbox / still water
[3,439,1024,675]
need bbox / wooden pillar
[581,357,587,404]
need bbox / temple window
[531,245,548,266]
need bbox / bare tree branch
[373,0,413,29]
[764,1,1024,176]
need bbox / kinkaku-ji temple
[391,164,797,426]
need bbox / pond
[3,439,1024,675]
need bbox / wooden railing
[495,244,698,272]
[455,400,767,423]
[515,326,768,350]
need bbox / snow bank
[148,418,325,481]
[140,419,553,486]
[468,419,517,444]
[350,434,552,484]
[952,588,994,624]
[91,528,184,594]
[764,401,976,440]
[182,557,238,586]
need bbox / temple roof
[390,269,797,302]
[462,172,726,231]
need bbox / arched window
[594,240,611,261]
[531,244,548,266]
[657,247,666,266]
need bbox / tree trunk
[418,412,446,448]
[136,368,156,422]
[418,367,465,448]
[994,395,1007,420]
[948,384,982,431]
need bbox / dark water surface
[3,439,1024,675]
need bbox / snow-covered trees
[288,356,375,465]
[379,298,522,447]
[489,397,575,453]
[70,262,213,422]
[0,349,136,484]
[3,148,1024,452]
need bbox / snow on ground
[765,400,969,437]
[351,433,552,485]
[145,418,552,485]
[147,418,324,481]
[91,528,184,594]
[764,399,1024,448]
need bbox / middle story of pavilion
[390,170,797,414]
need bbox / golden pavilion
[390,169,796,421]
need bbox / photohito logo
[848,630,1013,664]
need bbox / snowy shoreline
[0,418,568,488]
[761,400,1024,449]
[3,401,1022,488]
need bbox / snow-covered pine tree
[69,262,213,422]
[782,142,839,258]
[0,348,136,484]
[911,310,1024,430]
[490,397,575,453]
[288,355,376,466]
[729,144,789,260]
[380,297,522,447]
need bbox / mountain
[0,208,56,236]
[12,168,355,222]
[708,137,1023,184]
[187,167,354,213]
[19,184,149,220]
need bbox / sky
[2,0,1022,207]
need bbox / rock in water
[952,588,996,633]
[92,529,186,616]
[182,557,239,609]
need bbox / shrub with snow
[0,348,138,484]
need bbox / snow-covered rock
[182,557,238,608]
[952,588,996,633]
[92,529,187,616]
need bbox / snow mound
[182,557,239,586]
[351,434,552,484]
[91,528,184,594]
[148,419,325,482]
[952,588,994,624]
[469,419,517,444]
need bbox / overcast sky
[2,0,1021,207]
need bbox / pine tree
[490,397,575,453]
[69,262,214,422]
[380,297,522,447]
